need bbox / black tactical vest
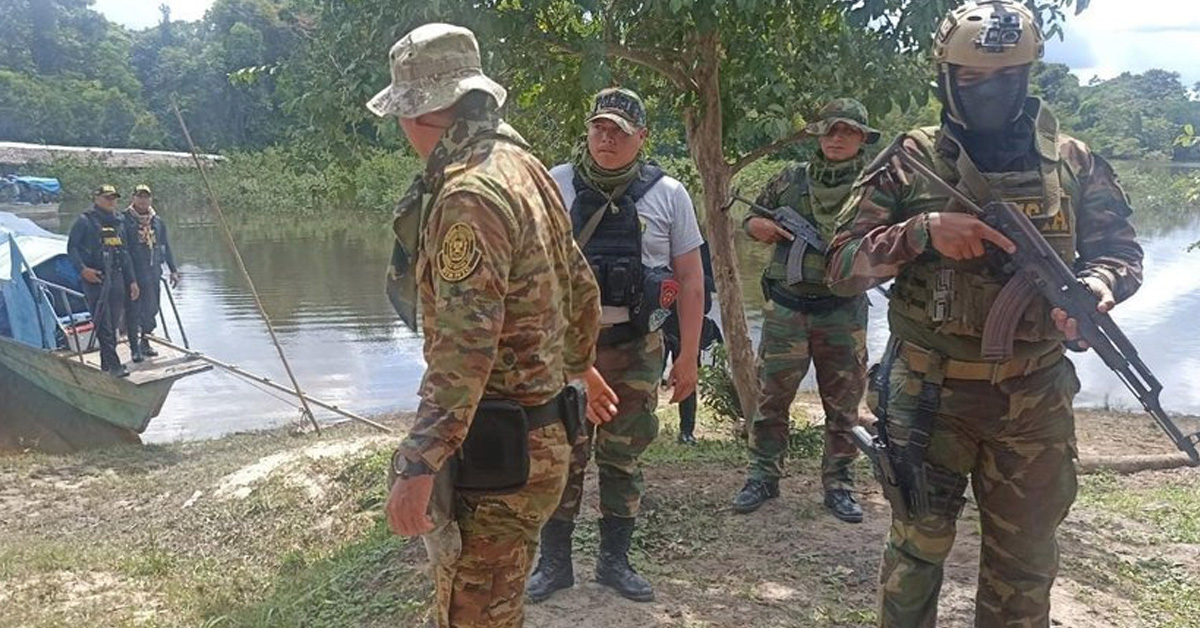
[570,163,665,307]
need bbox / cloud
[1043,1,1200,86]
[94,0,214,30]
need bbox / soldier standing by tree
[826,2,1144,625]
[731,99,879,523]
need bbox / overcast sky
[95,0,1200,88]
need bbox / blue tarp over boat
[0,212,81,349]
[12,176,62,196]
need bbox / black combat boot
[595,516,654,602]
[526,518,575,603]
[140,336,159,357]
[131,340,144,363]
[824,488,863,524]
[108,363,130,378]
[731,478,779,514]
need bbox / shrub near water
[41,148,423,215]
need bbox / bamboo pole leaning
[171,100,321,435]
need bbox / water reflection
[48,183,1200,443]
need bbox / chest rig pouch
[763,166,835,295]
[890,126,1080,344]
[570,164,665,310]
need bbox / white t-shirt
[550,163,704,324]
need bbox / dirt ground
[0,396,1197,628]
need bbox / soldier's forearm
[826,215,928,296]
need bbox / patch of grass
[212,523,429,628]
[1078,473,1200,543]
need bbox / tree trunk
[1076,453,1196,475]
[685,31,759,422]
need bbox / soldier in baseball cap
[586,87,648,136]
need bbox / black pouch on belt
[455,399,530,494]
[559,382,586,445]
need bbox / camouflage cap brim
[586,112,638,135]
[805,117,882,144]
[366,70,507,118]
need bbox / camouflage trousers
[552,332,663,521]
[747,297,867,490]
[430,423,570,628]
[878,353,1080,628]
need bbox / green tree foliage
[1031,63,1200,161]
[0,0,295,151]
[266,0,1089,417]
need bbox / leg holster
[875,346,968,521]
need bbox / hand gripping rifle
[728,194,827,284]
[858,138,1200,465]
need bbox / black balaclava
[950,64,1030,133]
[938,64,1038,173]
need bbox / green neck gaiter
[806,150,868,239]
[572,138,641,196]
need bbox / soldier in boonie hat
[804,98,881,144]
[366,23,507,119]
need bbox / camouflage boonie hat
[586,87,647,135]
[805,98,881,144]
[366,23,507,118]
[92,184,120,198]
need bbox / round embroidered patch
[438,222,482,282]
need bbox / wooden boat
[0,212,210,453]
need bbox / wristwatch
[391,449,434,480]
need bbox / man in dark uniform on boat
[67,185,140,377]
[123,184,179,362]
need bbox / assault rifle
[729,194,827,284]
[858,138,1200,465]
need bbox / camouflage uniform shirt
[398,138,602,472]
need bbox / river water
[48,186,1200,443]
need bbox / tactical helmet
[933,1,1044,131]
[932,0,1044,68]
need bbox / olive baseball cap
[805,98,882,144]
[93,184,120,198]
[586,87,647,135]
[366,23,507,118]
[133,184,152,196]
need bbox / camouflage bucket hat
[586,87,647,135]
[366,23,507,119]
[804,98,881,144]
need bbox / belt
[900,341,1063,383]
[524,397,562,430]
[762,276,855,314]
[598,323,643,347]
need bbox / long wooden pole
[147,336,392,433]
[170,100,321,435]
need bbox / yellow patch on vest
[437,222,482,282]
[1012,196,1070,234]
